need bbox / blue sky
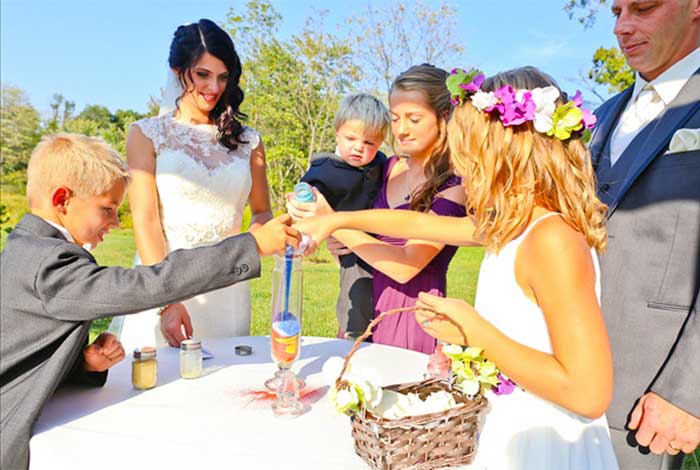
[1,0,619,116]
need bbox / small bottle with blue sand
[292,182,316,204]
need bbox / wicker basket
[335,307,488,470]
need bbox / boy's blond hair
[334,93,390,140]
[26,133,129,207]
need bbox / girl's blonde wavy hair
[448,66,607,253]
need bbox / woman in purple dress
[291,64,465,353]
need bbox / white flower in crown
[530,86,560,133]
[471,90,498,111]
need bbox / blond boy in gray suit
[0,134,299,469]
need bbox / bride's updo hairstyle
[448,66,607,253]
[169,19,248,151]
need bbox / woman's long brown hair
[390,64,456,213]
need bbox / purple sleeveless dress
[371,156,466,354]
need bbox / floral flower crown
[446,68,596,141]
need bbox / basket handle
[335,305,468,389]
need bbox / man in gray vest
[589,0,700,468]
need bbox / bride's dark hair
[169,19,248,151]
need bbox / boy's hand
[83,332,125,372]
[160,303,193,347]
[250,214,301,256]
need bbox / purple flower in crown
[459,73,485,93]
[571,90,597,130]
[582,109,597,129]
[492,373,516,396]
[446,68,485,105]
[492,85,536,126]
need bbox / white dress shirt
[40,216,94,251]
[42,218,75,243]
[609,47,700,166]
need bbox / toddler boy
[301,93,390,338]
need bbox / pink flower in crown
[571,90,584,107]
[582,109,597,130]
[459,73,485,93]
[491,85,536,127]
[571,90,597,130]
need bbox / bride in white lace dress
[110,20,272,351]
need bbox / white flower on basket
[668,128,700,153]
[441,345,503,397]
[441,344,465,356]
[355,378,383,408]
[322,356,346,385]
[370,389,459,420]
[331,386,360,414]
[324,357,383,414]
[420,390,458,413]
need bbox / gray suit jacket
[0,214,261,469]
[590,69,700,431]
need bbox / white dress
[109,114,259,352]
[467,212,618,470]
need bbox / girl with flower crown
[295,66,618,469]
[289,64,466,354]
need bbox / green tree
[346,1,464,94]
[77,105,115,125]
[46,94,75,132]
[590,46,635,93]
[564,1,634,97]
[146,96,160,118]
[227,1,358,209]
[0,85,42,172]
[58,103,143,156]
[226,0,281,56]
[564,0,610,28]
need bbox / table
[30,336,429,470]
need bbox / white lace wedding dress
[466,212,618,469]
[109,114,258,352]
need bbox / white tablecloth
[30,336,429,470]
